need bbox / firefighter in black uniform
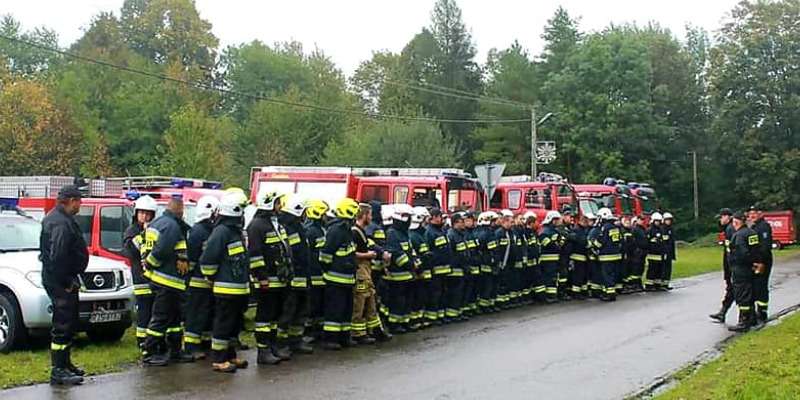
[594,207,623,301]
[619,215,634,293]
[184,196,219,359]
[366,201,387,303]
[383,204,417,331]
[304,200,330,340]
[278,198,314,355]
[539,211,563,303]
[523,212,543,302]
[200,191,251,373]
[445,212,468,320]
[425,208,451,323]
[558,207,575,300]
[122,195,157,351]
[728,211,765,332]
[710,208,736,323]
[476,212,498,312]
[247,192,289,365]
[749,206,773,324]
[569,214,590,299]
[463,212,481,315]
[40,185,89,385]
[644,212,665,291]
[140,197,193,366]
[494,210,518,308]
[410,207,432,327]
[662,212,676,290]
[319,198,360,350]
[511,214,528,306]
[628,216,648,293]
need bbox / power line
[0,34,531,125]
[380,78,531,110]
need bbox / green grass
[655,311,800,400]
[673,246,800,279]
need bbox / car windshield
[599,194,616,209]
[0,217,41,251]
[579,199,599,217]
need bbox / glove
[176,259,190,275]
[259,280,270,291]
[753,263,766,275]
[277,262,294,283]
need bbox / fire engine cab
[488,173,578,219]
[249,166,485,212]
[574,178,637,217]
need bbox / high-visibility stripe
[134,286,152,296]
[319,252,334,263]
[469,266,480,274]
[395,254,410,267]
[51,343,68,351]
[267,277,287,288]
[291,277,309,288]
[255,323,272,333]
[189,276,212,289]
[419,243,430,253]
[539,254,559,262]
[372,230,386,239]
[598,254,622,261]
[287,233,302,245]
[433,265,451,275]
[315,237,326,248]
[174,240,187,251]
[455,242,467,252]
[647,254,663,261]
[384,271,414,282]
[135,327,147,338]
[336,245,356,256]
[184,333,202,344]
[227,244,245,256]
[311,276,326,286]
[212,339,229,351]
[145,253,162,268]
[149,270,187,291]
[401,242,411,251]
[570,254,588,262]
[323,322,343,332]
[481,265,493,273]
[755,301,769,308]
[250,256,265,269]
[213,281,250,295]
[166,326,183,334]
[147,329,164,337]
[448,268,464,277]
[201,264,219,276]
[323,271,355,285]
[434,236,448,247]
[487,241,497,249]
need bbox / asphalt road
[4,257,800,400]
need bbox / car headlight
[25,271,44,288]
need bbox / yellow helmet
[335,198,359,220]
[306,200,330,220]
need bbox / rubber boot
[168,336,195,363]
[50,350,83,386]
[709,307,728,324]
[728,312,755,332]
[65,348,86,376]
[290,338,314,354]
[273,342,292,361]
[257,347,282,365]
[354,335,377,345]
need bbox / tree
[159,103,234,181]
[539,6,581,77]
[322,119,459,168]
[0,14,61,77]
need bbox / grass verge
[655,310,800,400]
[673,246,800,279]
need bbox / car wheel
[86,323,128,342]
[0,292,27,353]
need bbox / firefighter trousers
[353,264,380,337]
[600,261,618,298]
[184,287,213,352]
[731,263,755,322]
[211,295,248,364]
[134,292,154,347]
[541,261,559,299]
[279,289,309,343]
[144,285,183,357]
[721,261,735,312]
[308,284,325,333]
[628,257,645,288]
[444,275,464,318]
[323,283,354,344]
[427,275,446,320]
[557,259,571,297]
[753,258,772,321]
[478,273,496,308]
[412,277,429,325]
[570,261,588,295]
[662,259,673,288]
[463,272,478,312]
[254,288,286,349]
[384,280,412,326]
[645,259,663,289]
[45,284,79,355]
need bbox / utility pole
[531,108,537,178]
[689,151,699,221]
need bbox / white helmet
[663,212,674,220]
[392,203,414,222]
[651,212,663,222]
[543,210,562,225]
[597,207,614,221]
[500,209,514,218]
[410,206,429,229]
[134,195,158,213]
[195,195,220,222]
[257,191,282,212]
[219,191,248,218]
[282,197,307,218]
[523,211,537,221]
[584,212,597,220]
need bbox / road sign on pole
[475,163,506,201]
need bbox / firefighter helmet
[523,211,537,221]
[392,204,414,222]
[597,207,615,221]
[195,196,220,222]
[500,209,514,218]
[282,197,307,218]
[134,195,158,213]
[543,210,562,225]
[219,191,247,218]
[663,212,674,220]
[651,212,664,222]
[257,191,282,212]
[335,198,359,220]
[305,200,329,220]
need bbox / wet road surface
[4,258,800,400]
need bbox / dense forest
[1,0,798,237]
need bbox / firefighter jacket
[621,226,634,262]
[465,227,481,275]
[447,227,469,277]
[721,222,735,268]
[280,213,311,290]
[366,201,387,272]
[199,217,250,296]
[493,227,519,272]
[523,227,540,267]
[538,224,562,264]
[475,226,496,273]
[630,225,648,264]
[587,225,601,262]
[512,226,527,269]
[385,221,416,282]
[409,227,431,279]
[304,219,327,287]
[123,222,150,295]
[646,225,665,262]
[187,219,214,290]
[569,225,589,264]
[752,218,773,263]
[247,211,291,289]
[319,218,357,286]
[595,221,623,262]
[729,226,764,268]
[662,225,676,261]
[40,205,89,289]
[558,224,574,268]
[425,223,452,275]
[141,210,189,292]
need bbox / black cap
[719,208,733,216]
[451,212,464,223]
[748,205,760,212]
[429,208,443,217]
[732,211,746,221]
[57,185,82,200]
[464,211,476,220]
[561,205,574,215]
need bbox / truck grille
[81,272,116,291]
[79,299,128,313]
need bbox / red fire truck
[719,211,796,249]
[574,179,637,217]
[249,166,485,212]
[488,173,578,219]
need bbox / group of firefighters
[118,189,681,374]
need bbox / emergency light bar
[253,166,471,178]
[107,176,222,190]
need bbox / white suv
[0,210,134,352]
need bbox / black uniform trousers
[721,260,735,312]
[384,280,412,327]
[645,259,663,289]
[753,256,772,321]
[308,285,325,332]
[279,289,310,342]
[570,260,588,295]
[254,288,286,348]
[444,275,464,317]
[412,278,429,325]
[731,263,755,322]
[629,257,645,288]
[184,287,213,352]
[662,259,673,288]
[323,283,354,344]
[211,295,248,363]
[427,274,447,320]
[144,285,183,356]
[600,261,618,297]
[45,284,79,367]
[135,292,154,347]
[541,261,559,299]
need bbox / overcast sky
[4,0,740,75]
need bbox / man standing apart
[710,208,736,323]
[40,185,89,385]
[749,205,773,324]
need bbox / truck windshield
[621,196,634,214]
[0,217,41,251]
[579,199,599,217]
[599,194,616,209]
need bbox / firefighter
[569,213,590,299]
[627,216,648,293]
[558,207,575,301]
[586,213,602,298]
[728,211,765,332]
[710,208,736,323]
[424,208,451,324]
[661,212,676,290]
[538,211,563,303]
[122,195,158,351]
[184,196,220,359]
[304,200,329,340]
[199,191,250,373]
[40,185,89,385]
[523,212,544,302]
[644,212,665,291]
[277,198,314,355]
[619,215,634,294]
[476,211,498,312]
[351,203,391,343]
[319,198,360,350]
[410,207,432,328]
[594,208,623,301]
[383,204,417,331]
[748,205,773,324]
[444,212,468,320]
[463,212,481,315]
[510,214,527,306]
[247,192,289,365]
[366,201,387,303]
[493,210,518,308]
[140,197,193,366]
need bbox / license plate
[89,311,123,324]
